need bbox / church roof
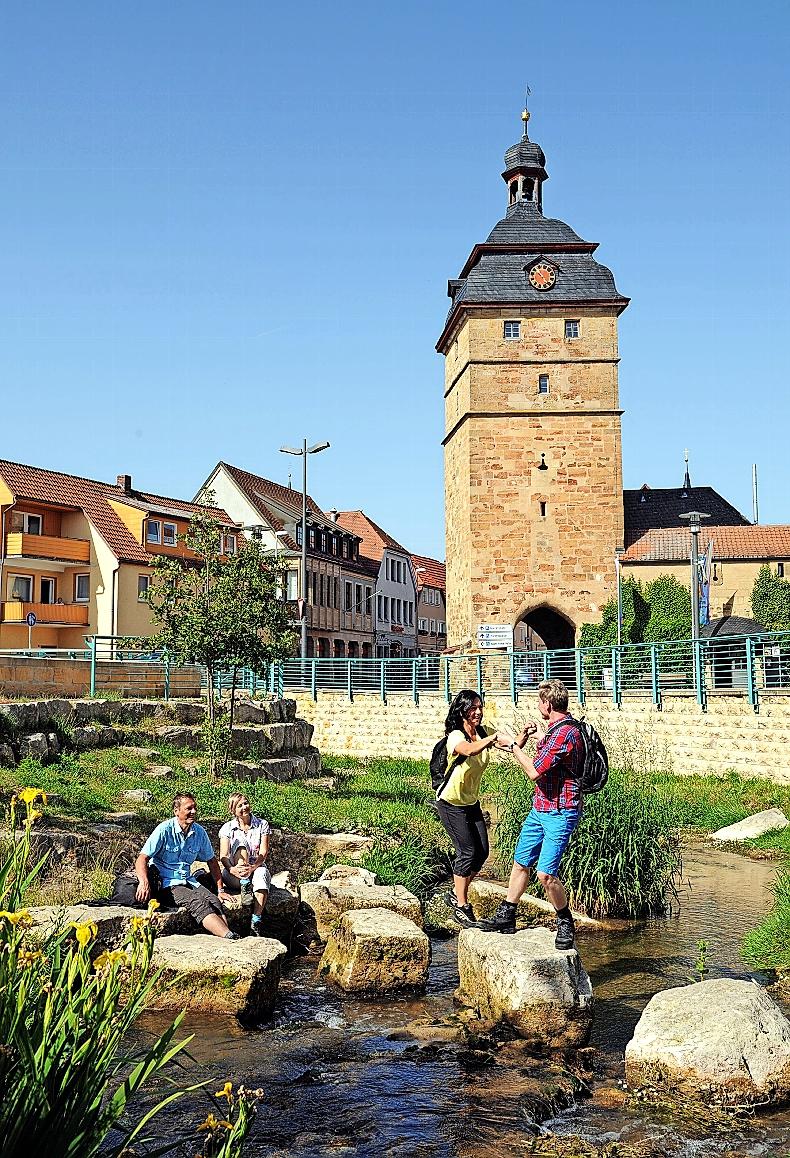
[503,136,546,173]
[484,200,584,246]
[624,485,750,542]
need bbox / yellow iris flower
[71,921,98,948]
[214,1081,233,1103]
[0,909,33,927]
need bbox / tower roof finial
[521,84,532,136]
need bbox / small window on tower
[539,502,547,518]
[564,319,580,340]
[779,563,785,578]
[503,320,520,340]
[538,374,549,394]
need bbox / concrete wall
[291,690,790,784]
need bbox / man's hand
[135,875,150,904]
[495,728,515,748]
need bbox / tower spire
[682,448,691,493]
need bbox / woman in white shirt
[218,793,272,936]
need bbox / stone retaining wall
[0,657,201,699]
[291,691,790,783]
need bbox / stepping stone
[711,809,789,843]
[318,907,429,995]
[301,876,422,942]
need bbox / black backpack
[542,716,608,795]
[429,725,487,799]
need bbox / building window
[319,574,325,606]
[377,593,383,620]
[40,577,55,604]
[383,596,389,622]
[223,534,237,555]
[10,575,34,601]
[540,501,547,518]
[146,520,161,544]
[779,563,785,578]
[419,617,428,632]
[342,538,348,558]
[138,574,150,602]
[564,319,580,340]
[320,531,327,552]
[538,374,549,394]
[365,586,372,616]
[345,581,353,612]
[503,320,521,340]
[162,522,177,547]
[72,573,90,602]
[355,583,362,615]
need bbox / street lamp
[679,510,711,640]
[614,547,625,648]
[279,439,330,659]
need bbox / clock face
[528,262,557,291]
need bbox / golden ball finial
[521,108,530,124]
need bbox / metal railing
[1,631,788,710]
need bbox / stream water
[135,845,790,1157]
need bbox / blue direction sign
[25,612,37,627]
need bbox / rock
[117,746,161,761]
[0,743,17,767]
[423,891,465,935]
[36,699,74,726]
[27,903,196,951]
[46,732,60,757]
[150,933,287,1024]
[301,876,422,942]
[310,833,375,860]
[144,765,173,779]
[625,978,790,1107]
[19,733,50,761]
[171,701,206,725]
[387,1018,464,1044]
[318,907,430,995]
[262,870,301,944]
[152,726,201,749]
[233,700,272,725]
[469,879,599,931]
[73,699,112,725]
[0,702,38,731]
[105,812,139,824]
[71,724,118,751]
[711,809,789,843]
[121,788,154,804]
[319,864,379,886]
[455,927,593,1047]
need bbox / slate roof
[411,554,446,591]
[622,524,790,563]
[503,135,546,174]
[335,511,409,563]
[624,485,750,542]
[485,200,584,246]
[0,458,236,564]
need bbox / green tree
[750,564,790,631]
[145,506,296,775]
[579,573,690,648]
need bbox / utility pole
[679,510,711,639]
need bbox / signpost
[26,611,37,650]
[476,623,514,650]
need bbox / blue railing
[3,631,788,710]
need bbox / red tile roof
[411,554,446,591]
[0,459,237,565]
[622,524,790,563]
[335,511,408,562]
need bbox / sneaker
[554,914,575,951]
[477,901,517,935]
[443,893,478,929]
[240,878,254,906]
[224,930,241,941]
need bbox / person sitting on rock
[218,793,272,937]
[478,678,583,950]
[134,791,239,940]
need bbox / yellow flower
[214,1081,233,1103]
[17,948,43,968]
[196,1112,233,1132]
[94,949,129,971]
[18,788,47,806]
[29,809,43,822]
[71,921,98,948]
[147,898,160,913]
[0,909,33,927]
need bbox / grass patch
[742,868,790,972]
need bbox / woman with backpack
[435,688,508,928]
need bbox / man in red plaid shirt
[478,678,582,948]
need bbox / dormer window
[162,522,177,547]
[146,520,161,544]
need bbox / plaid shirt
[532,715,583,812]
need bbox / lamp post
[279,439,330,659]
[614,547,625,648]
[679,510,711,640]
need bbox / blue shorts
[514,807,581,877]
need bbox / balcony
[4,532,91,564]
[1,601,90,626]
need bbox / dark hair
[445,689,482,735]
[172,792,196,812]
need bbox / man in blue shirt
[135,791,239,939]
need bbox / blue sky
[1,1,787,558]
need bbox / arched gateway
[438,105,628,650]
[515,605,576,653]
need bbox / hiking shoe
[554,915,575,951]
[224,930,241,940]
[477,901,516,934]
[443,893,479,929]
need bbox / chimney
[329,508,339,523]
[117,474,133,494]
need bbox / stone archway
[515,604,576,652]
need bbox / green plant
[358,840,437,898]
[691,938,709,982]
[742,868,790,972]
[751,564,790,631]
[579,573,691,650]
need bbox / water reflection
[134,844,789,1157]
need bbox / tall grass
[487,763,683,918]
[741,868,790,972]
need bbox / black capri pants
[437,799,489,877]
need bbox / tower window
[539,502,547,518]
[779,563,785,578]
[564,319,580,340]
[538,374,549,394]
[503,320,520,340]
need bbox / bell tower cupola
[502,108,548,210]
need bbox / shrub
[358,840,438,899]
[490,766,683,918]
[741,868,790,972]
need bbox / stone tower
[437,108,629,651]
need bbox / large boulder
[625,978,790,1107]
[711,809,789,843]
[150,934,287,1024]
[318,907,430,995]
[300,875,423,942]
[468,880,599,931]
[455,927,593,1047]
[27,903,195,951]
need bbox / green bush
[742,868,790,972]
[490,766,683,918]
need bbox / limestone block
[318,907,430,995]
[711,809,789,843]
[319,863,378,886]
[72,725,118,751]
[456,927,593,1047]
[121,788,154,804]
[19,733,49,761]
[36,699,74,726]
[300,876,423,941]
[309,832,375,860]
[625,979,790,1107]
[170,701,206,725]
[0,743,16,767]
[468,880,599,930]
[27,903,195,951]
[153,726,201,750]
[233,700,272,725]
[151,933,287,1023]
[0,701,39,731]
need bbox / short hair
[227,792,250,816]
[444,689,483,735]
[172,791,196,811]
[538,679,569,712]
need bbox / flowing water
[135,845,790,1157]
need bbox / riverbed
[135,844,790,1157]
